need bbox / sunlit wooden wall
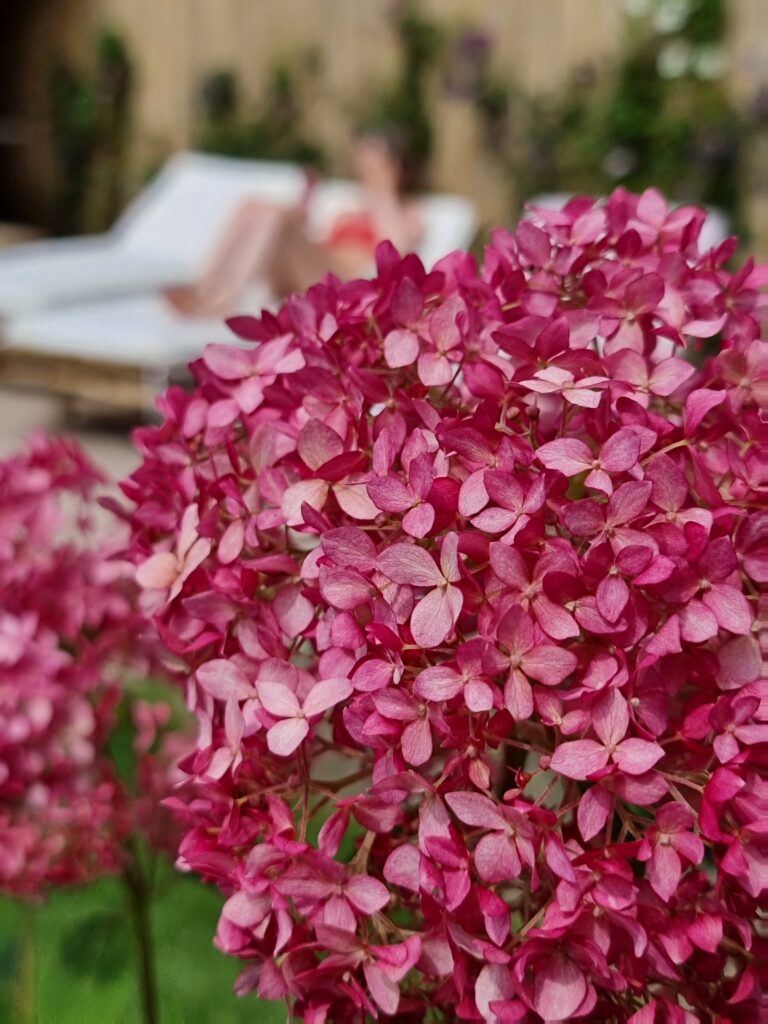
[9,0,627,227]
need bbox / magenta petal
[550,739,609,780]
[596,574,630,623]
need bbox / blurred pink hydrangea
[124,188,766,1022]
[0,433,182,896]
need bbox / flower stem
[124,858,159,1024]
[13,905,36,1024]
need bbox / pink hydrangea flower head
[124,189,765,1021]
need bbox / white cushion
[4,293,269,371]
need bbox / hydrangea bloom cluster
[126,189,767,1022]
[0,433,180,896]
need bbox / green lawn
[0,865,284,1023]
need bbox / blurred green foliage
[0,863,284,1023]
[507,0,741,219]
[197,64,326,169]
[48,29,133,234]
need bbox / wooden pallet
[0,346,153,413]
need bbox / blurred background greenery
[0,866,283,1024]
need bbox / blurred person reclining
[165,127,423,315]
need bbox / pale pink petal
[445,792,507,829]
[520,645,577,686]
[684,389,726,436]
[363,963,400,1016]
[533,595,580,640]
[273,584,314,638]
[593,689,630,747]
[471,508,517,533]
[474,832,522,883]
[345,875,390,914]
[649,357,695,396]
[504,669,534,720]
[475,964,515,1022]
[402,716,433,766]
[367,476,415,513]
[297,419,344,471]
[384,328,420,368]
[383,844,420,892]
[417,350,453,386]
[533,955,587,1022]
[459,468,489,517]
[550,739,610,780]
[281,478,329,527]
[218,519,245,564]
[563,386,603,408]
[440,532,461,582]
[410,585,463,648]
[319,566,371,610]
[197,660,254,701]
[613,738,665,775]
[647,844,681,902]
[333,477,380,521]
[403,503,435,538]
[465,680,495,712]
[378,544,443,586]
[136,551,178,590]
[266,717,309,756]
[303,677,353,717]
[414,666,463,701]
[600,429,641,472]
[536,438,592,476]
[577,785,613,841]
[257,681,301,718]
[202,343,255,380]
[703,584,753,635]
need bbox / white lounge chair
[1,166,477,413]
[0,152,307,320]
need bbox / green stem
[13,905,36,1024]
[124,859,159,1024]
